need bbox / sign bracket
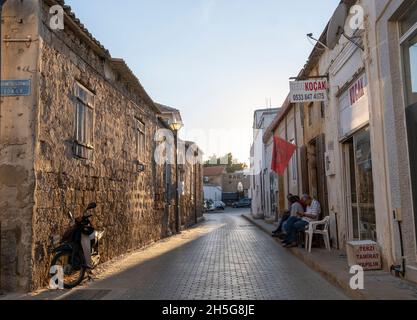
[289,74,329,81]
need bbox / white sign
[346,240,382,271]
[339,73,369,137]
[290,79,328,103]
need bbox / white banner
[289,79,328,103]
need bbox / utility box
[346,240,382,271]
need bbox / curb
[241,214,365,300]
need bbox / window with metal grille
[74,82,94,159]
[135,118,146,160]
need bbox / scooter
[50,202,105,289]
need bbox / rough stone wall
[1,0,203,292]
[29,3,169,290]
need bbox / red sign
[349,76,365,105]
[304,80,327,92]
[271,136,296,176]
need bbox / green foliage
[204,153,247,173]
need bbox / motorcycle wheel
[51,251,86,289]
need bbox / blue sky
[65,0,340,163]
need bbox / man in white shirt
[283,195,321,248]
[301,195,321,223]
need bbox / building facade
[222,171,250,197]
[268,98,304,216]
[254,0,417,284]
[203,165,227,188]
[0,0,203,292]
[362,0,417,283]
[249,108,280,218]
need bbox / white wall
[204,186,222,202]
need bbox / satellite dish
[326,3,348,50]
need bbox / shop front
[402,4,417,243]
[339,73,377,242]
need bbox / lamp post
[169,117,183,234]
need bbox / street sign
[289,78,328,103]
[0,79,31,96]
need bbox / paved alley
[58,209,347,300]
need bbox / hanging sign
[290,78,328,103]
[0,80,31,96]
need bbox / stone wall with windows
[29,2,187,290]
[180,142,204,228]
[1,0,203,292]
[31,23,166,290]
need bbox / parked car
[222,192,239,207]
[204,200,226,212]
[213,201,226,211]
[233,198,252,208]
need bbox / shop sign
[339,73,369,137]
[346,240,382,271]
[290,79,328,103]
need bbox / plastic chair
[305,216,331,253]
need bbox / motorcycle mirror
[86,202,97,210]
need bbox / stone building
[203,165,227,188]
[0,0,203,292]
[222,171,250,197]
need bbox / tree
[204,153,247,173]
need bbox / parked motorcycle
[50,202,105,289]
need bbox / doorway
[343,127,377,241]
[307,134,328,218]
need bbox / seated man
[282,194,321,248]
[272,195,302,237]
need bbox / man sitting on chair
[282,194,321,248]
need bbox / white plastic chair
[305,216,331,253]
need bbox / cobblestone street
[59,209,347,300]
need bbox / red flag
[271,136,296,176]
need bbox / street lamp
[168,116,183,234]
